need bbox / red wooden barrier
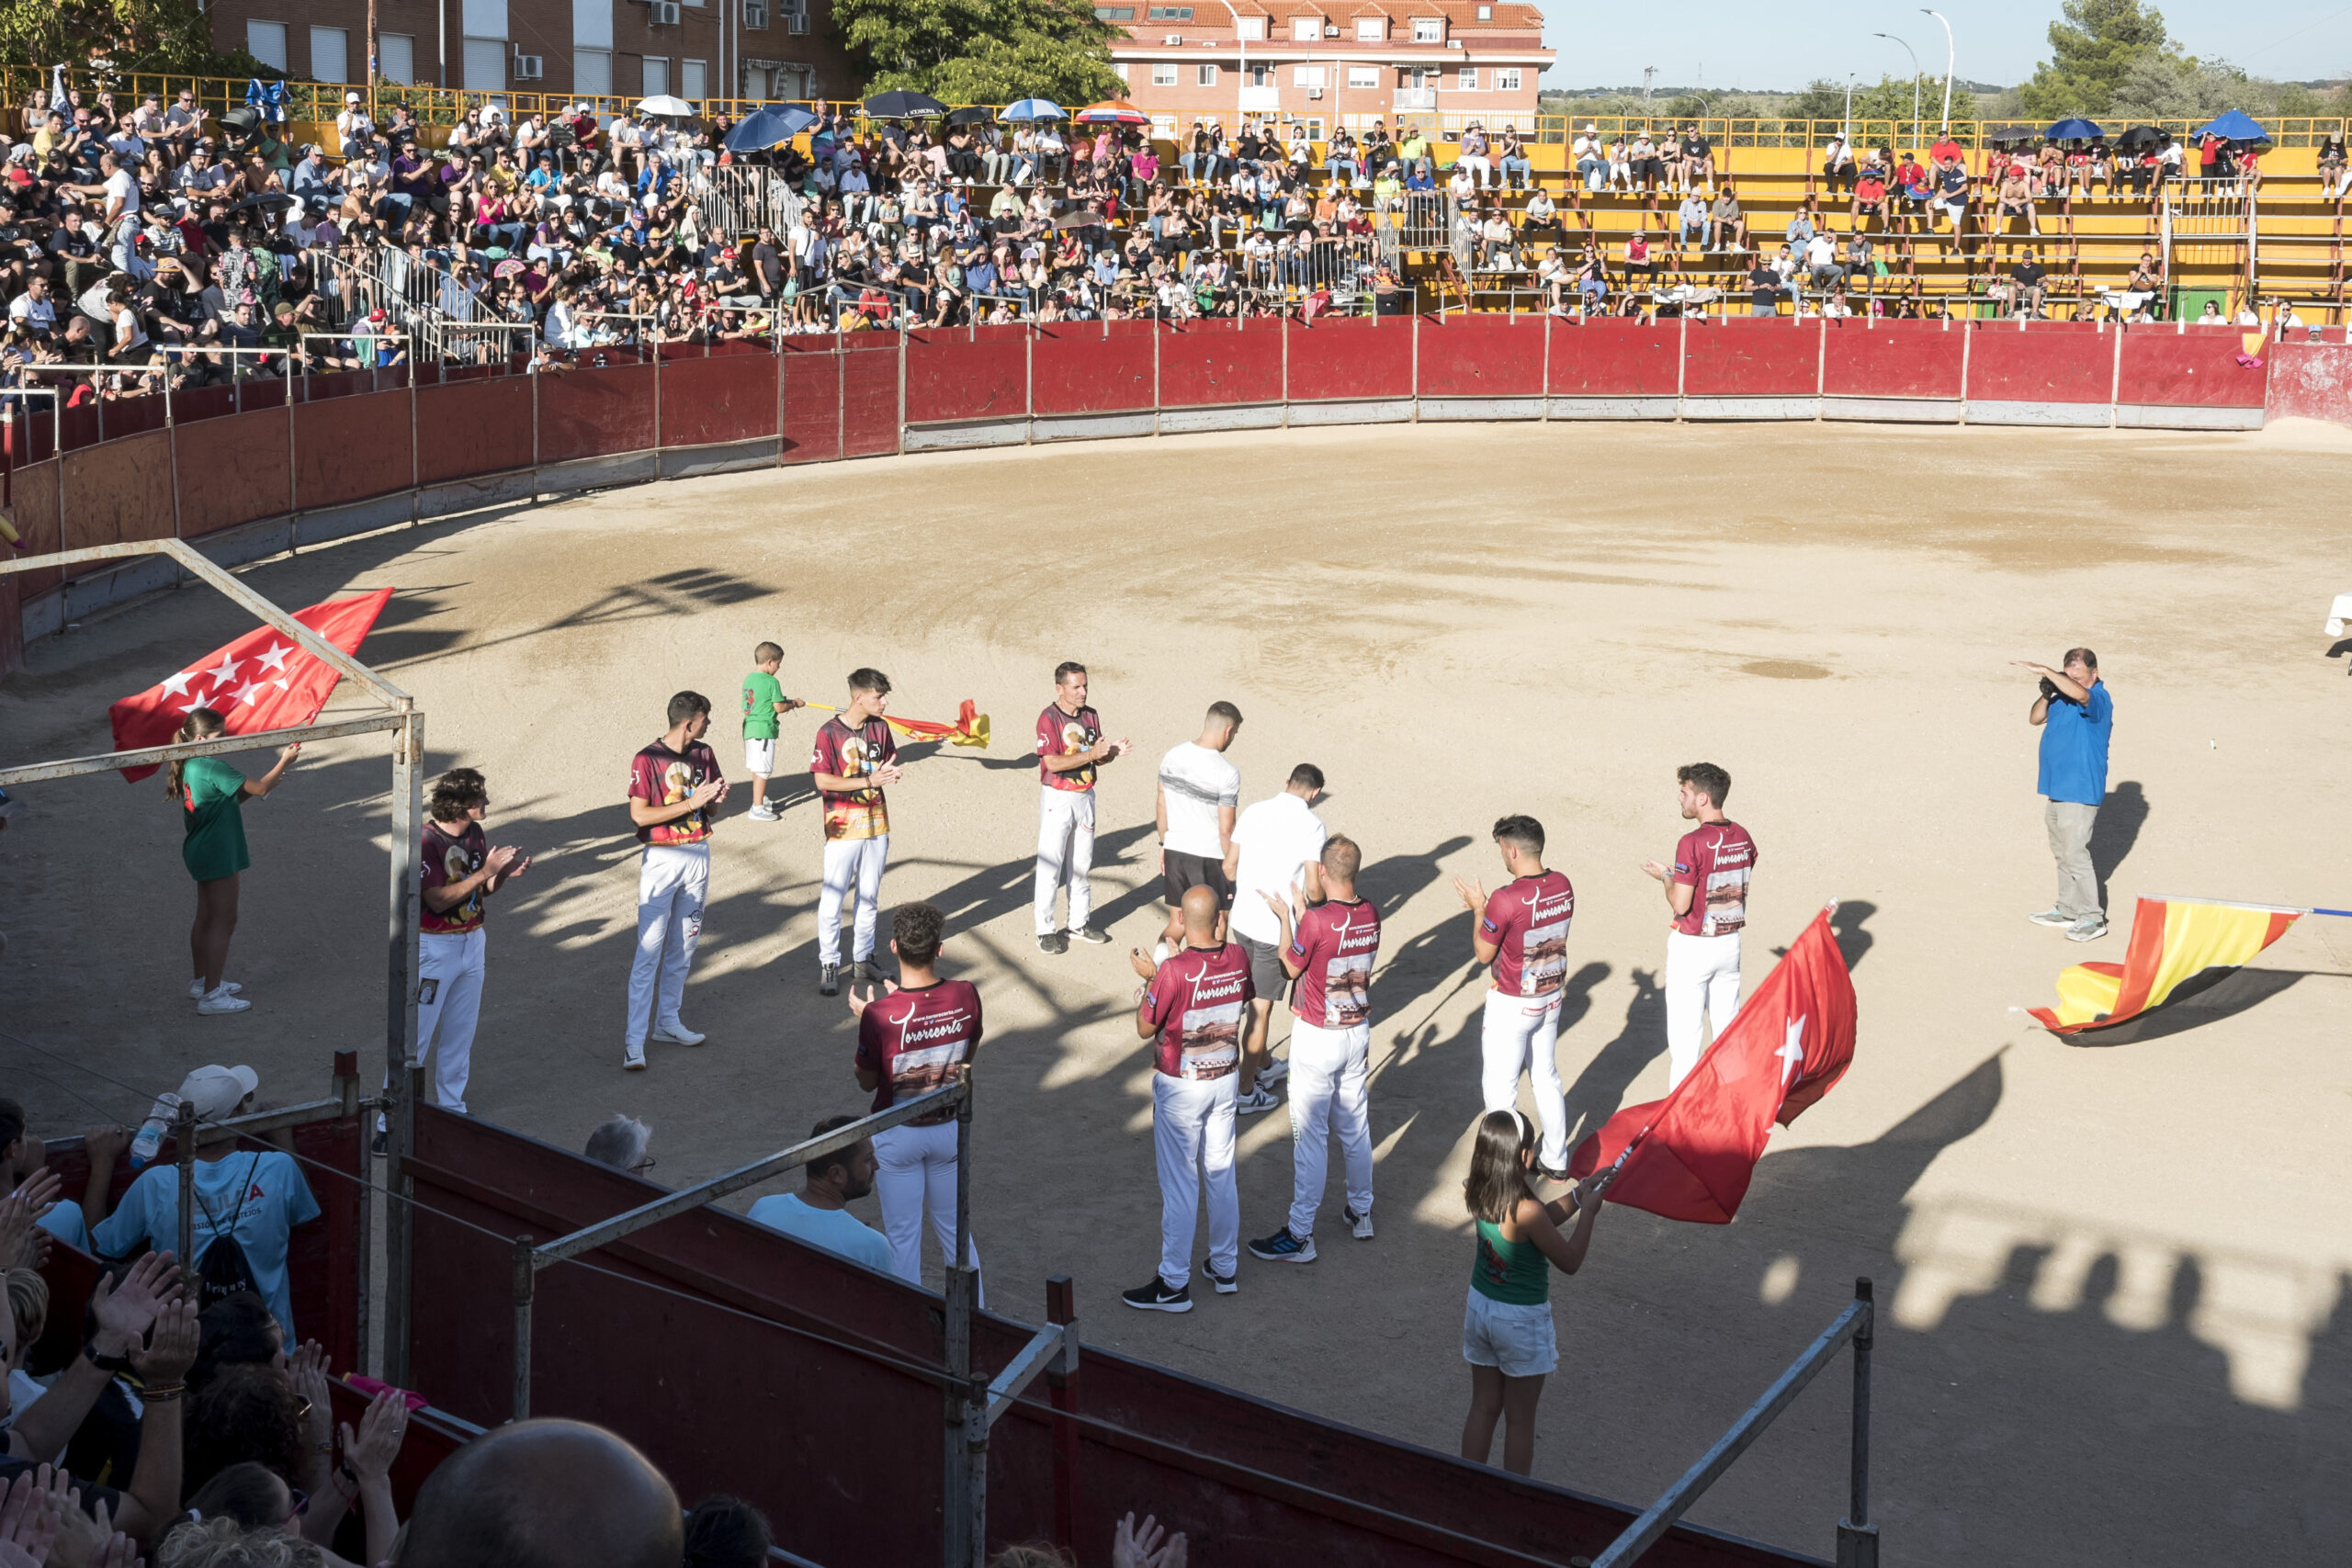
[415,378,537,486]
[1820,320,1967,402]
[659,351,782,447]
[103,394,169,438]
[1285,316,1413,401]
[293,389,416,511]
[1031,323,1156,416]
[7,458,62,598]
[1682,318,1819,399]
[781,351,843,464]
[57,402,99,451]
[537,361,659,463]
[840,338,902,457]
[2264,340,2352,428]
[1157,319,1285,408]
[60,431,175,571]
[1962,323,2113,417]
[171,385,238,425]
[175,408,295,538]
[2115,331,2268,410]
[1545,318,1681,398]
[905,330,1029,425]
[1414,315,1546,400]
[238,378,289,412]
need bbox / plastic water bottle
[128,1094,181,1171]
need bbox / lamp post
[1842,71,1856,141]
[1921,8,1954,133]
[1873,31,1922,153]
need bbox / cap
[346,91,363,104]
[368,308,387,323]
[178,1064,260,1122]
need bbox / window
[1234,15,1264,37]
[381,32,416,82]
[1094,5,1136,15]
[245,20,288,72]
[1348,64,1377,87]
[1476,2,1491,14]
[1250,62,1272,86]
[1152,62,1177,85]
[1456,67,1478,89]
[1114,61,1130,81]
[642,55,670,96]
[1291,16,1319,39]
[1145,5,1193,16]
[1495,67,1520,91]
[1412,17,1442,40]
[1293,65,1324,86]
[1355,15,1384,38]
[462,37,505,88]
[682,58,706,97]
[1196,62,1218,85]
[310,25,350,82]
[573,47,612,93]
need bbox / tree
[0,0,264,73]
[836,0,1125,106]
[2018,0,2174,118]
[2107,55,2247,120]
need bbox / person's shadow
[2090,780,2150,908]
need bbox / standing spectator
[583,1114,657,1178]
[1929,155,1971,236]
[166,709,300,1015]
[1223,763,1329,1112]
[745,1116,891,1272]
[1153,702,1244,960]
[1451,816,1576,1179]
[2016,649,2113,942]
[848,902,985,1301]
[1034,661,1130,954]
[408,768,527,1120]
[809,670,902,997]
[739,640,803,823]
[1638,764,1756,1089]
[623,692,727,1066]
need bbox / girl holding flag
[167,708,301,1016]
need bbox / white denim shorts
[1462,1288,1558,1379]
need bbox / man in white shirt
[1155,702,1243,959]
[8,276,53,333]
[335,93,375,159]
[745,1115,892,1273]
[1224,763,1328,1113]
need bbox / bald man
[1124,884,1254,1313]
[397,1417,682,1568]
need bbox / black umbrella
[231,192,296,214]
[944,106,994,126]
[862,89,948,119]
[2116,125,2165,151]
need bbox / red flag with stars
[106,589,395,783]
[1567,907,1857,1224]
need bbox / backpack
[192,1154,265,1311]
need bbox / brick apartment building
[1106,0,1553,138]
[207,0,856,104]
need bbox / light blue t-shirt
[2037,682,2114,807]
[745,1193,891,1275]
[92,1152,322,1341]
[35,1203,89,1251]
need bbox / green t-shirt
[179,755,251,884]
[1470,1218,1550,1306]
[741,670,786,739]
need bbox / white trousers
[1033,787,1096,935]
[819,835,890,965]
[871,1122,984,1308]
[1153,1072,1238,1290]
[415,928,486,1112]
[1665,930,1743,1089]
[1286,1019,1372,1239]
[1480,990,1568,1169]
[628,844,708,1047]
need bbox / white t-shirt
[1226,792,1329,944]
[104,168,138,217]
[1158,740,1239,858]
[746,1192,892,1273]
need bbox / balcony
[1395,87,1436,110]
[1238,85,1282,111]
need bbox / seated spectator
[395,1417,680,1568]
[683,1495,775,1568]
[1709,184,1747,253]
[1675,190,1706,249]
[583,1115,656,1178]
[745,1116,891,1273]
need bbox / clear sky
[1537,0,2352,93]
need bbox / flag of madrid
[107,589,395,783]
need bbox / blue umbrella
[1001,98,1067,122]
[2193,110,2267,142]
[724,105,817,152]
[2044,118,2101,141]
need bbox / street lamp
[1199,0,1250,128]
[1873,31,1922,153]
[1843,71,1856,141]
[1921,8,1954,133]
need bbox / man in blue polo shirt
[2017,648,2113,942]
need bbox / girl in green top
[1459,1109,1609,1476]
[167,707,301,1016]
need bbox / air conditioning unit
[651,0,682,23]
[1307,86,1322,98]
[788,7,808,30]
[1447,38,1463,47]
[743,0,767,24]
[512,51,545,78]
[1323,22,1338,34]
[1164,33,1182,42]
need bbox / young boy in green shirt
[741,641,803,821]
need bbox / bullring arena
[4,320,2351,1568]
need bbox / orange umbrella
[1075,100,1150,125]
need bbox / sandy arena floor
[5,418,2350,1565]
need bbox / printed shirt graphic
[855,979,983,1123]
[1289,897,1381,1029]
[1144,942,1255,1079]
[1035,703,1102,792]
[741,670,786,740]
[628,739,722,847]
[811,716,897,840]
[1671,821,1758,937]
[419,819,488,934]
[1482,871,1576,999]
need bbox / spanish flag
[2028,897,2300,1035]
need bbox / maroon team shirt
[419,820,487,935]
[1481,871,1576,1000]
[1143,943,1255,1079]
[1035,702,1102,792]
[628,739,722,847]
[855,979,984,1123]
[1288,897,1382,1029]
[811,716,896,841]
[1670,821,1757,937]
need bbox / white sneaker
[748,804,779,821]
[1345,1205,1375,1240]
[1258,1055,1289,1088]
[650,1021,707,1045]
[188,978,244,999]
[196,986,251,1015]
[622,1048,648,1071]
[1235,1084,1281,1115]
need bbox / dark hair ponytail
[165,708,227,801]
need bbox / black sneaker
[1248,1227,1317,1264]
[819,963,841,997]
[1121,1277,1193,1314]
[1071,925,1113,944]
[1038,931,1069,955]
[1203,1259,1238,1294]
[853,959,886,984]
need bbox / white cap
[346,91,363,104]
[178,1064,260,1122]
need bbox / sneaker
[1235,1084,1281,1115]
[853,959,886,985]
[1038,931,1070,955]
[1072,925,1112,944]
[1345,1206,1375,1240]
[747,803,779,821]
[2065,917,2109,943]
[2027,908,2073,928]
[650,1021,706,1045]
[1203,1259,1238,1294]
[1257,1055,1289,1088]
[820,963,841,997]
[187,978,243,999]
[622,1051,648,1072]
[371,1130,389,1156]
[1248,1227,1317,1264]
[1121,1277,1193,1314]
[196,985,251,1015]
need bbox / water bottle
[128,1094,181,1171]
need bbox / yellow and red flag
[807,697,990,749]
[2027,896,2300,1035]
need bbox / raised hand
[130,1298,200,1384]
[1127,948,1158,981]
[90,1251,181,1349]
[0,1470,58,1568]
[1452,874,1488,913]
[342,1391,410,1483]
[288,1339,333,1449]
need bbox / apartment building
[208,0,856,103]
[1106,0,1553,137]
